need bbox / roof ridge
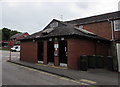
[65,11,120,22]
[64,11,120,25]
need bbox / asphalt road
[2,50,83,85]
[1,50,119,86]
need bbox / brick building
[20,11,120,70]
[65,11,120,41]
[10,32,29,46]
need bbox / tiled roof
[10,32,28,39]
[64,11,120,25]
[21,24,108,41]
[21,11,120,41]
[10,33,23,39]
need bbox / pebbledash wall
[20,38,110,70]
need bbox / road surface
[2,50,119,86]
[2,50,84,85]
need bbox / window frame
[114,20,120,31]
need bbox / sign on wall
[54,44,59,56]
[117,43,120,72]
[54,44,58,48]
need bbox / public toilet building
[20,19,111,70]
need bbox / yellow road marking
[59,77,89,85]
[20,65,59,77]
[10,62,57,77]
[50,65,67,69]
[79,79,97,84]
[10,62,91,85]
[14,63,89,85]
[36,63,47,66]
[36,63,67,69]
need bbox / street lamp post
[9,48,11,61]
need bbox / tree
[11,30,21,37]
[2,28,11,40]
[2,28,21,40]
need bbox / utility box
[116,43,120,72]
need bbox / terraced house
[20,11,120,70]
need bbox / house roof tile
[64,11,120,25]
[21,11,120,41]
[21,24,108,41]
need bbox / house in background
[10,32,29,46]
[0,32,29,48]
[65,11,120,71]
[65,11,120,42]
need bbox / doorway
[59,41,67,67]
[47,41,54,65]
[38,42,44,63]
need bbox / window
[114,20,120,31]
[50,22,58,28]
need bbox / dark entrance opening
[38,42,44,63]
[59,41,67,66]
[47,41,54,64]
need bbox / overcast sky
[1,0,120,34]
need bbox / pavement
[7,58,119,85]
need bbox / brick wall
[67,39,110,70]
[114,31,120,40]
[43,41,48,64]
[20,41,38,63]
[83,21,112,40]
[82,21,120,41]
[96,42,110,56]
[67,39,95,70]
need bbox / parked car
[11,45,20,52]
